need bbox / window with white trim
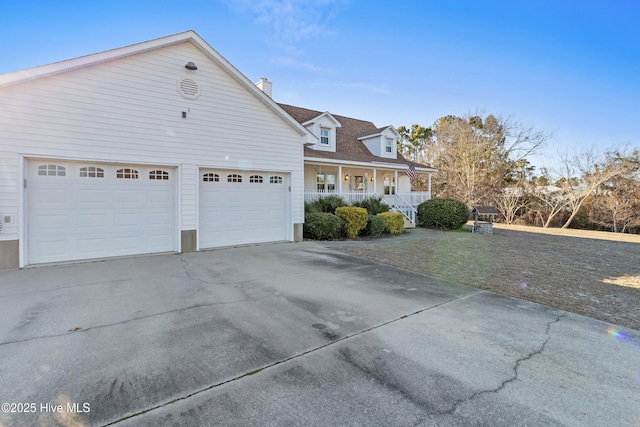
[203,173,219,182]
[249,175,263,183]
[80,166,104,178]
[149,170,169,180]
[116,168,138,179]
[227,174,242,183]
[38,164,66,176]
[385,138,394,154]
[269,176,283,184]
[383,176,396,195]
[320,128,330,145]
[316,173,335,191]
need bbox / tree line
[398,113,640,233]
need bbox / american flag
[405,164,417,181]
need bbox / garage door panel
[77,188,109,204]
[76,238,109,255]
[76,213,108,230]
[27,161,176,264]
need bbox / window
[383,176,395,195]
[385,138,394,154]
[320,128,330,145]
[116,168,138,179]
[269,176,283,184]
[149,170,169,180]
[316,173,336,191]
[250,175,263,183]
[79,166,104,178]
[227,174,242,183]
[203,173,219,182]
[38,164,66,176]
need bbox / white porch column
[338,165,343,193]
[394,170,398,195]
[373,169,377,194]
[428,173,432,197]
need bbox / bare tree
[429,111,550,207]
[558,147,639,229]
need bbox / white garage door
[199,169,289,248]
[27,160,176,264]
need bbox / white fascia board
[0,31,196,88]
[358,126,401,141]
[301,112,342,128]
[305,157,436,172]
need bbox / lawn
[333,223,640,330]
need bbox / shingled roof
[278,103,432,169]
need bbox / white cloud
[226,0,343,51]
[270,56,334,73]
[335,81,392,94]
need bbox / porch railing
[304,190,431,207]
[396,192,431,206]
[304,190,379,205]
[304,190,431,227]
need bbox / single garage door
[199,169,289,248]
[27,160,176,264]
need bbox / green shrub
[303,212,344,240]
[314,195,347,213]
[304,202,320,214]
[362,214,386,237]
[417,198,469,230]
[335,206,368,238]
[354,197,391,215]
[378,212,404,235]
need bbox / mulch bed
[332,225,640,331]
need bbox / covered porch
[304,161,434,226]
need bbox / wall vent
[178,78,201,100]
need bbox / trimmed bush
[354,197,390,215]
[362,214,386,237]
[417,198,469,230]
[378,212,404,235]
[303,212,344,240]
[314,195,347,213]
[304,202,321,214]
[335,206,368,238]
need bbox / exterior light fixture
[344,174,349,181]
[370,176,374,182]
[185,62,198,70]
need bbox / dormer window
[385,138,393,154]
[301,111,341,153]
[320,128,330,145]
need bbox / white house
[0,31,313,269]
[275,103,436,225]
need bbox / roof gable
[279,103,434,170]
[1,31,312,142]
[301,111,342,128]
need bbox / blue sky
[1,0,638,171]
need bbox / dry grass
[333,223,640,330]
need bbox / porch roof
[279,103,434,171]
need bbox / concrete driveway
[1,242,639,426]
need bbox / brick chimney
[255,77,272,98]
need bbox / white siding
[0,41,305,248]
[361,136,382,157]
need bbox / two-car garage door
[27,160,176,264]
[26,161,290,264]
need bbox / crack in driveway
[435,312,567,418]
[101,290,482,426]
